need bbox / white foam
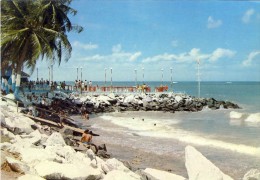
[230,111,244,119]
[100,114,260,157]
[245,113,260,123]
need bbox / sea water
[67,81,260,148]
[76,81,260,178]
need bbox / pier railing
[20,84,171,94]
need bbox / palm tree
[1,0,83,98]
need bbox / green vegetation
[1,0,83,97]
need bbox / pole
[135,69,137,86]
[77,67,78,81]
[170,67,173,91]
[161,68,164,85]
[142,67,144,84]
[105,68,107,86]
[37,68,39,81]
[48,67,50,83]
[110,68,113,91]
[81,67,82,82]
[197,59,200,98]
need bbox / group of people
[74,80,93,91]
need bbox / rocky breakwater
[72,93,240,114]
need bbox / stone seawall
[70,93,240,114]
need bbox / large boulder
[141,168,186,180]
[105,158,130,173]
[19,147,57,165]
[34,160,102,180]
[103,170,141,180]
[4,94,17,106]
[6,156,30,173]
[45,132,66,146]
[175,96,183,103]
[8,137,36,154]
[1,128,15,140]
[18,174,45,180]
[1,115,35,134]
[45,145,76,162]
[124,95,136,104]
[97,95,111,105]
[20,130,43,145]
[185,146,233,180]
[243,169,260,180]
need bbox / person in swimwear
[81,129,98,153]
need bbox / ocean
[73,81,260,179]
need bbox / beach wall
[70,93,240,114]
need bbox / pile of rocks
[72,93,240,114]
[1,99,257,180]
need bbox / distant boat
[226,82,232,84]
[172,81,178,84]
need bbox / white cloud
[242,51,260,66]
[72,41,98,50]
[207,16,222,29]
[129,52,142,62]
[142,48,235,64]
[80,44,141,63]
[242,9,255,23]
[209,48,236,62]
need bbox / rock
[4,93,17,106]
[97,150,110,158]
[2,115,35,135]
[0,142,12,150]
[124,95,136,104]
[103,170,141,180]
[62,128,74,136]
[185,146,233,180]
[45,132,66,146]
[34,160,102,180]
[175,96,183,103]
[19,147,57,165]
[1,150,8,166]
[18,174,45,180]
[6,156,30,173]
[8,138,36,154]
[86,149,96,161]
[20,130,42,145]
[105,158,130,173]
[243,169,260,180]
[97,95,111,105]
[141,168,186,180]
[1,128,15,140]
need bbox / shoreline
[1,93,259,180]
[78,112,260,180]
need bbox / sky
[29,0,260,82]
